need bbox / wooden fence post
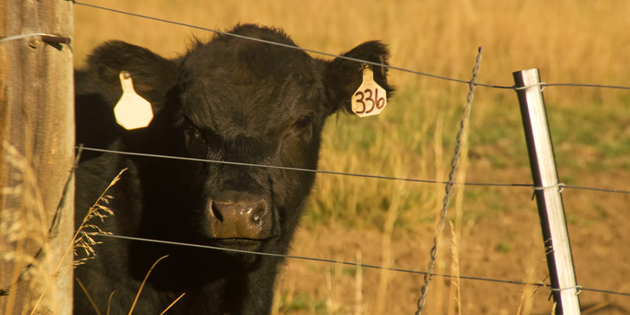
[513,69,580,315]
[0,0,74,314]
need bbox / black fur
[74,24,393,314]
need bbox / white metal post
[513,68,580,315]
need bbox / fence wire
[92,233,630,298]
[80,147,630,195]
[68,0,630,306]
[71,1,630,92]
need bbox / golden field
[71,1,630,314]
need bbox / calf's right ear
[323,41,394,115]
[76,41,178,116]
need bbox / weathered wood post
[0,0,74,314]
[513,69,580,315]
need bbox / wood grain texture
[0,1,74,314]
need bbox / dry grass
[1,141,56,314]
[375,177,406,315]
[67,0,630,314]
[76,255,186,315]
[0,154,122,315]
[72,170,122,268]
[70,171,186,315]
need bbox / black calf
[74,24,393,314]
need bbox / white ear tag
[351,64,388,118]
[113,71,154,130]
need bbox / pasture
[72,0,630,314]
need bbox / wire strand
[79,146,630,195]
[545,83,630,91]
[91,233,523,282]
[92,233,630,298]
[71,1,630,92]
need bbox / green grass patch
[278,294,328,314]
[494,241,511,253]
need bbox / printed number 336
[354,88,385,114]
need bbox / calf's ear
[76,40,178,115]
[323,41,394,114]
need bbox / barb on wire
[92,233,630,298]
[79,146,630,195]
[415,47,483,315]
[72,1,630,92]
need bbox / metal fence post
[513,69,580,315]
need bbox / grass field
[70,1,630,314]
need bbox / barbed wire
[79,146,630,195]
[417,47,482,315]
[71,1,630,92]
[92,233,630,298]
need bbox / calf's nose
[209,199,270,239]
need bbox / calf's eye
[295,115,313,128]
[186,128,208,158]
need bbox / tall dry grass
[1,141,57,314]
[71,1,630,314]
[74,1,630,87]
[73,0,630,228]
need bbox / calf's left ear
[323,41,394,114]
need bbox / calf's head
[80,24,393,253]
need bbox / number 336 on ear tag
[351,64,387,118]
[114,71,154,130]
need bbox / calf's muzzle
[208,197,271,240]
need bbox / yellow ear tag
[113,71,154,130]
[351,64,387,118]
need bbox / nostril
[211,202,224,222]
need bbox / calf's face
[175,36,331,249]
[82,24,393,254]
